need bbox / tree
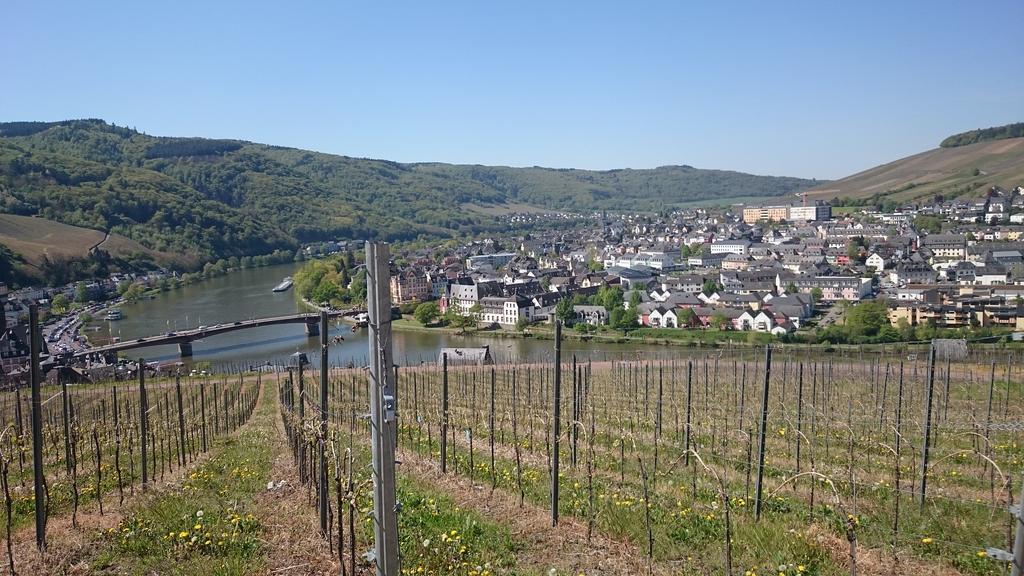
[586,259,603,272]
[468,303,483,325]
[913,215,942,235]
[846,239,865,263]
[702,279,718,296]
[596,285,623,310]
[122,283,146,303]
[50,293,70,314]
[555,298,576,324]
[844,299,888,338]
[79,312,93,324]
[610,306,638,331]
[809,287,823,306]
[74,281,89,303]
[413,302,440,326]
[709,312,730,331]
[513,316,530,332]
[676,307,696,328]
[629,288,643,310]
[785,281,798,295]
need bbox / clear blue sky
[3,1,1022,180]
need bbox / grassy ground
[7,347,1019,575]
[0,213,171,268]
[85,383,271,574]
[55,375,528,575]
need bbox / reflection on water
[96,262,685,369]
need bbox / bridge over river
[74,310,361,359]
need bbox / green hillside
[804,135,1024,205]
[0,119,819,279]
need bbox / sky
[2,1,1022,180]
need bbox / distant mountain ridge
[0,119,819,274]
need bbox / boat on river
[272,277,293,292]
[105,308,123,321]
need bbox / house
[890,262,937,286]
[736,309,777,332]
[973,263,1009,286]
[443,279,501,315]
[647,306,678,328]
[921,234,967,261]
[606,266,655,290]
[721,253,752,271]
[573,305,609,326]
[479,296,534,327]
[389,269,430,304]
[865,252,886,272]
[1,324,47,382]
[439,347,494,366]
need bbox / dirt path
[397,447,671,576]
[254,385,347,575]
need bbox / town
[383,188,1024,343]
[7,186,1024,385]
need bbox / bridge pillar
[305,321,320,337]
[178,342,193,357]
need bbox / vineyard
[1,342,1022,575]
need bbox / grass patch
[89,391,273,575]
[393,476,521,576]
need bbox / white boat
[105,308,123,321]
[272,276,293,292]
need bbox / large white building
[789,203,832,222]
[709,240,751,256]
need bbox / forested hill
[0,119,819,264]
[940,122,1024,148]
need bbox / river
[96,262,681,369]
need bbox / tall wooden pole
[919,342,937,506]
[551,320,562,527]
[139,358,148,490]
[441,353,449,473]
[754,345,772,521]
[29,304,46,551]
[318,310,329,535]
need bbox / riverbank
[389,316,1024,353]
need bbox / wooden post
[552,320,562,527]
[319,310,329,536]
[61,379,72,475]
[29,304,46,551]
[489,367,496,490]
[684,360,693,466]
[919,342,937,506]
[441,353,449,474]
[754,345,772,521]
[298,357,306,484]
[176,375,186,467]
[200,377,207,452]
[139,358,148,490]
